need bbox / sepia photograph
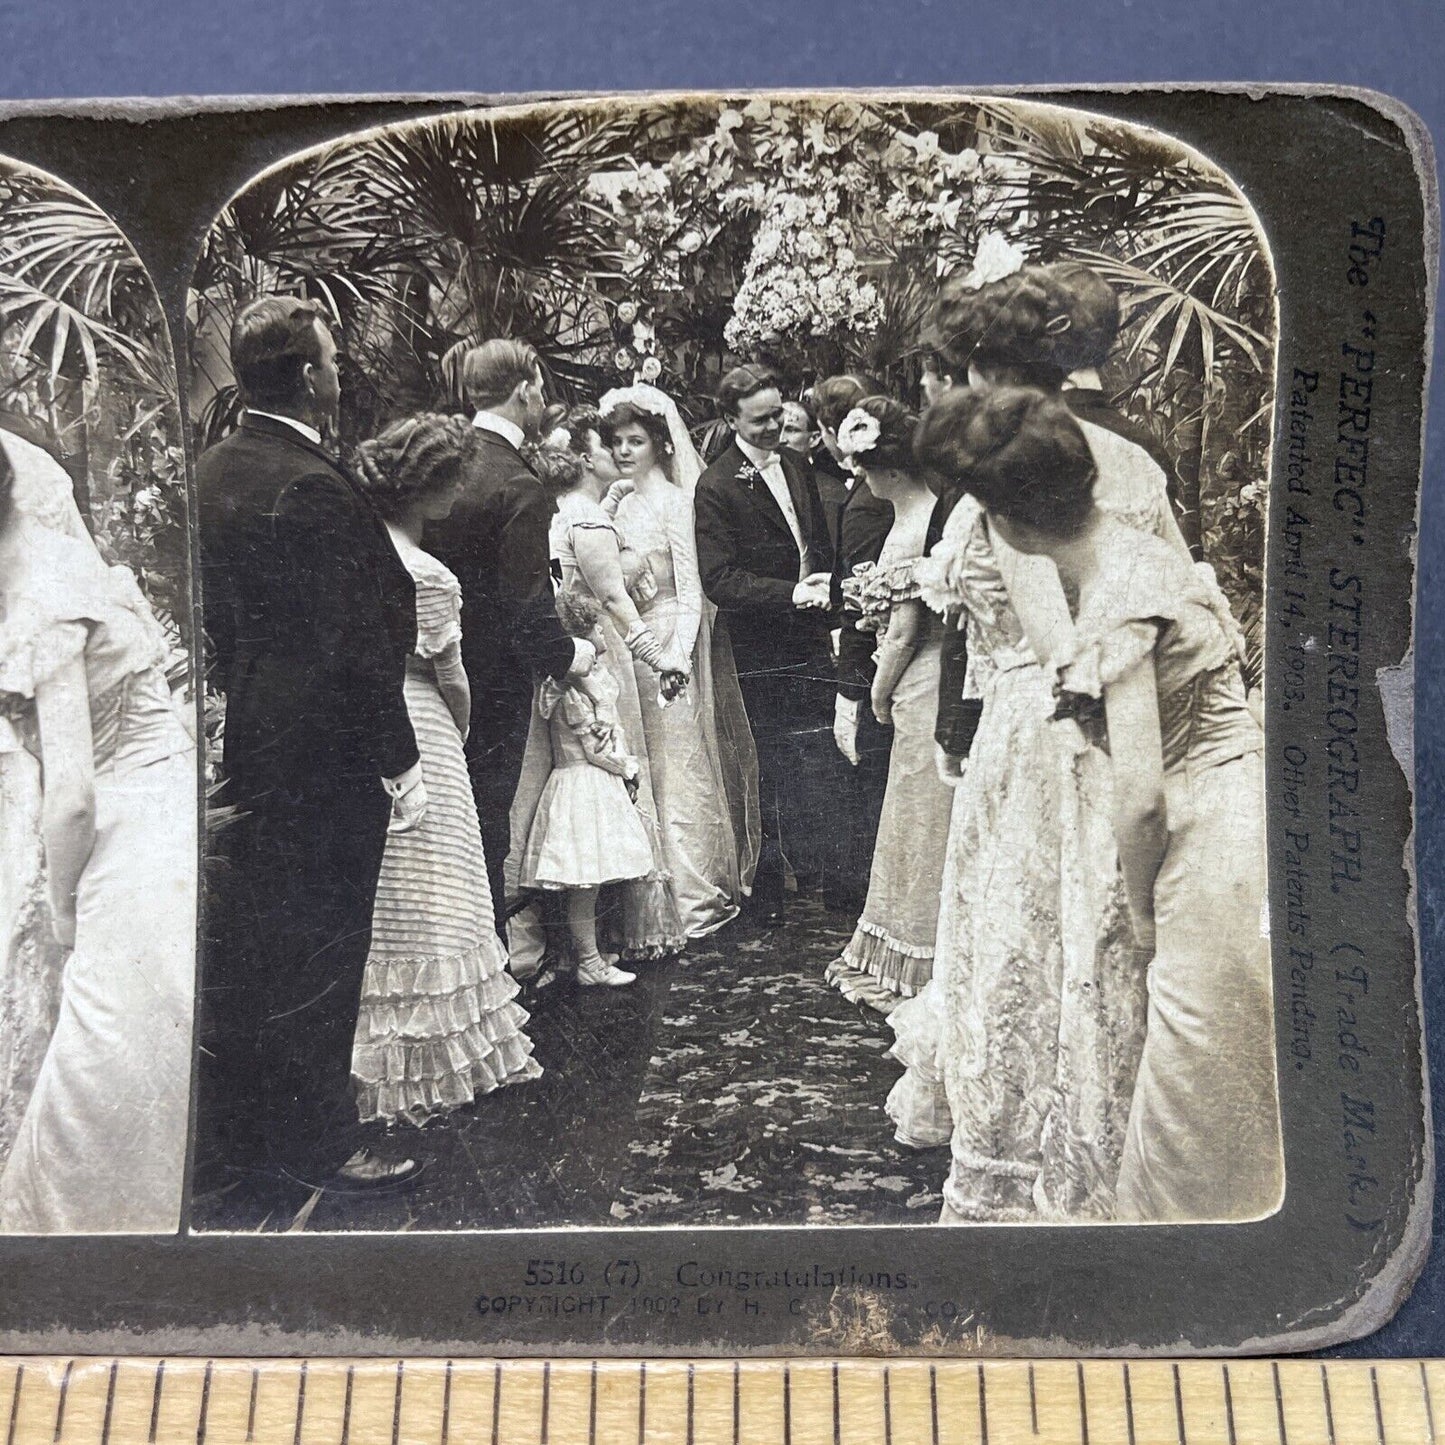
[0,157,195,1234]
[184,93,1282,1236]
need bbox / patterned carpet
[191,893,950,1233]
[612,895,947,1225]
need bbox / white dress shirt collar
[736,436,805,558]
[735,435,780,471]
[472,410,527,451]
[246,409,322,446]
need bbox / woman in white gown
[0,429,195,1232]
[887,258,1219,1220]
[599,384,760,938]
[823,397,954,1010]
[936,384,1281,1222]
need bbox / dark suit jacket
[196,413,419,791]
[811,453,852,558]
[422,425,575,759]
[833,480,894,703]
[694,439,834,672]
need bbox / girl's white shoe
[578,957,637,987]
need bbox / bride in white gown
[599,385,759,938]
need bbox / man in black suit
[694,364,843,920]
[196,297,422,1194]
[810,375,896,910]
[422,339,586,925]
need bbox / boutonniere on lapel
[736,460,760,488]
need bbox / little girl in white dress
[517,591,654,987]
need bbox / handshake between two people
[791,571,832,612]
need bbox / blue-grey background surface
[0,0,1438,1354]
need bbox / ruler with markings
[1,1357,1438,1445]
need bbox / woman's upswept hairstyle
[923,263,1119,387]
[845,394,919,473]
[529,443,584,494]
[914,385,1097,535]
[353,412,476,520]
[811,373,885,432]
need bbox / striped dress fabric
[352,547,541,1126]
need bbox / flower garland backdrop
[188,96,1274,673]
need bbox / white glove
[389,777,430,833]
[833,695,861,767]
[792,573,831,610]
[934,745,968,788]
[566,639,599,679]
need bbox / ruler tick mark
[391,1360,404,1445]
[732,1362,739,1445]
[687,1363,695,1445]
[1423,1362,1438,1445]
[1322,1363,1338,1445]
[246,1368,258,1443]
[7,1364,21,1445]
[491,1363,501,1445]
[541,1361,551,1445]
[1029,1364,1039,1435]
[340,1366,354,1445]
[638,1360,646,1445]
[292,1362,307,1445]
[52,1359,71,1444]
[589,1362,597,1445]
[149,1361,165,1445]
[1077,1362,1089,1445]
[441,1362,452,1445]
[929,1365,939,1445]
[1371,1366,1385,1445]
[884,1366,893,1445]
[1223,1364,1237,1445]
[832,1363,840,1445]
[100,1362,118,1445]
[978,1363,989,1445]
[1123,1364,1136,1445]
[1273,1362,1286,1445]
[784,1365,792,1445]
[1173,1362,1185,1445]
[196,1360,213,1445]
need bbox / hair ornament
[544,425,573,451]
[599,383,671,419]
[961,230,1027,291]
[836,407,882,458]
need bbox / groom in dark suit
[423,339,585,924]
[196,297,423,1195]
[695,364,844,920]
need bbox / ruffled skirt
[354,670,540,1127]
[828,638,953,1009]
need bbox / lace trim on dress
[841,557,924,634]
